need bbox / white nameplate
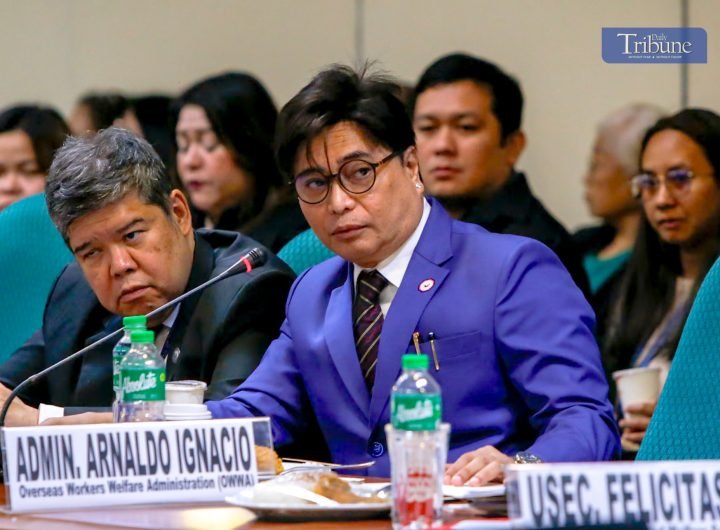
[506,460,720,529]
[1,418,268,512]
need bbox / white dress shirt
[352,198,431,316]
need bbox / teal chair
[0,194,73,363]
[277,228,335,275]
[637,256,720,460]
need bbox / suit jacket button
[369,441,384,457]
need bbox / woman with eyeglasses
[171,72,308,252]
[602,108,720,455]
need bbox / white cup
[165,380,207,404]
[164,402,212,421]
[612,366,661,418]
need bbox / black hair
[640,108,720,182]
[76,92,129,131]
[0,104,70,173]
[275,64,414,179]
[130,94,174,170]
[171,72,280,212]
[410,53,523,143]
[603,108,720,373]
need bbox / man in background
[411,53,589,294]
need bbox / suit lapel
[166,235,215,378]
[323,263,371,419]
[369,200,454,427]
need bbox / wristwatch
[514,451,543,464]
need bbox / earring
[415,183,422,189]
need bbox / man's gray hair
[596,103,666,177]
[46,127,172,241]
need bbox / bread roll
[255,446,283,474]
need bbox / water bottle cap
[130,330,154,343]
[402,354,429,370]
[123,315,147,329]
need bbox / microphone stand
[0,248,265,427]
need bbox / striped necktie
[353,269,389,389]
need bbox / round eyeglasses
[292,151,401,204]
[631,168,714,200]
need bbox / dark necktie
[151,324,172,359]
[352,269,389,389]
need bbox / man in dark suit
[411,53,589,295]
[0,128,294,425]
[208,66,619,485]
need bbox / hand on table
[444,445,513,486]
[42,412,113,426]
[619,401,656,448]
[0,383,39,426]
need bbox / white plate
[225,488,390,521]
[442,484,506,499]
[259,461,365,482]
[363,482,506,500]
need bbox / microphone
[0,247,266,427]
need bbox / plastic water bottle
[118,330,166,422]
[388,354,445,530]
[112,315,147,422]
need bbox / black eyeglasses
[630,168,713,199]
[292,151,401,204]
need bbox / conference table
[0,483,501,529]
[0,487,390,529]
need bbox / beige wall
[689,0,720,110]
[1,0,716,229]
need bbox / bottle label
[112,344,130,392]
[391,394,441,431]
[121,367,166,401]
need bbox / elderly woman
[602,108,720,453]
[575,104,665,294]
[171,72,307,252]
[0,105,69,212]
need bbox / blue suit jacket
[208,201,620,475]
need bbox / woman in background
[575,103,665,345]
[171,72,307,251]
[603,108,720,453]
[0,105,69,212]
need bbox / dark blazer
[572,224,628,348]
[0,229,295,407]
[209,199,619,476]
[460,171,590,297]
[192,199,309,253]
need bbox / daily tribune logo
[602,28,707,64]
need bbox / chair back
[0,194,73,363]
[637,256,720,460]
[277,228,334,274]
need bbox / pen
[412,331,421,355]
[428,332,440,371]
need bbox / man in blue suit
[207,66,620,485]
